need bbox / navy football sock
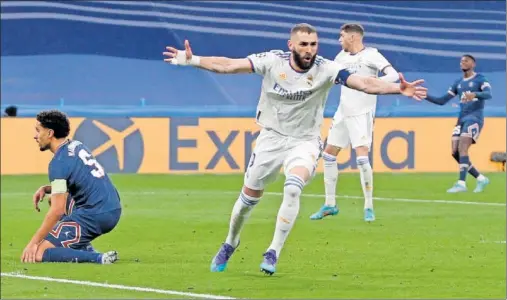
[459,155,470,182]
[468,164,480,178]
[453,151,479,178]
[42,248,102,263]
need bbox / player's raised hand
[163,39,198,66]
[399,73,427,101]
[33,186,47,212]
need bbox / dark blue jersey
[48,140,121,214]
[447,73,491,123]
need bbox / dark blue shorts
[45,207,121,250]
[452,119,483,144]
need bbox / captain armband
[51,179,68,194]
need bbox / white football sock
[357,156,373,210]
[322,152,338,207]
[225,191,259,248]
[267,174,304,257]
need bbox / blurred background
[1,0,505,174]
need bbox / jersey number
[78,149,105,178]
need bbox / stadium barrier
[2,117,505,175]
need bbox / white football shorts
[244,128,323,190]
[327,109,374,150]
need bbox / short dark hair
[291,23,317,35]
[340,23,364,36]
[4,105,17,117]
[36,110,70,139]
[463,54,476,62]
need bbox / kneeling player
[21,110,122,264]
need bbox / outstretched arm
[163,40,253,74]
[378,66,399,82]
[474,90,492,100]
[346,74,400,95]
[198,57,253,74]
[344,72,427,100]
[425,93,455,105]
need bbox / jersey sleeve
[246,50,281,76]
[48,159,70,194]
[479,76,492,91]
[333,50,345,62]
[368,49,391,72]
[325,60,352,86]
[447,80,459,96]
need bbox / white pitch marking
[1,272,235,299]
[1,190,504,207]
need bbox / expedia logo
[73,118,144,173]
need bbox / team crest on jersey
[279,72,287,80]
[469,82,474,87]
[306,75,314,87]
[458,84,462,89]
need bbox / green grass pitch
[1,173,505,299]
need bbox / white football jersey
[247,50,349,139]
[334,47,391,116]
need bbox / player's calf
[323,145,340,207]
[355,150,374,221]
[41,248,118,264]
[451,149,487,191]
[448,136,474,192]
[225,188,261,248]
[453,156,478,179]
[262,170,306,275]
[36,240,118,264]
[211,188,261,272]
[311,145,340,220]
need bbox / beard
[39,144,50,152]
[292,50,316,71]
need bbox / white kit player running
[310,23,399,223]
[163,23,427,276]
